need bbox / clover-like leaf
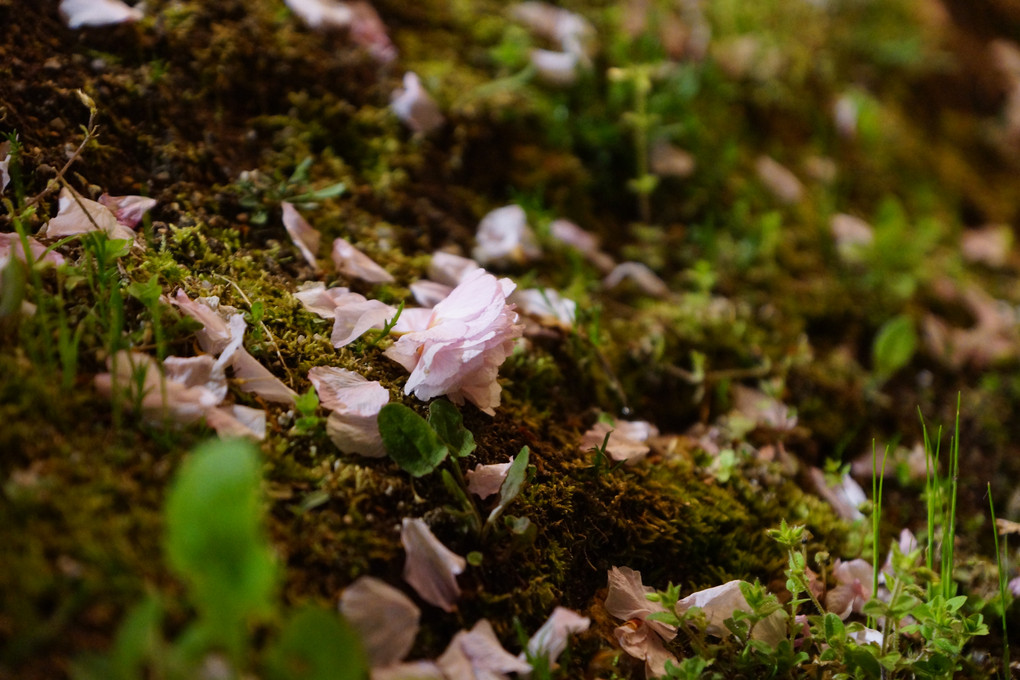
[378,402,449,477]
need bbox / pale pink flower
[281,202,322,271]
[391,73,444,134]
[437,619,532,680]
[98,193,156,229]
[755,155,804,204]
[42,188,138,243]
[60,0,143,28]
[284,0,353,29]
[0,232,66,267]
[401,518,467,612]
[580,419,658,465]
[522,607,590,669]
[0,141,10,195]
[466,458,514,499]
[308,366,388,457]
[204,404,267,440]
[472,205,540,266]
[676,580,785,645]
[332,237,394,284]
[605,566,677,678]
[825,559,874,620]
[339,576,421,668]
[830,213,873,263]
[170,290,237,354]
[384,268,523,415]
[603,262,668,297]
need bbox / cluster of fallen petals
[338,518,589,679]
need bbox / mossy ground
[3,0,1020,677]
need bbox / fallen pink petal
[98,193,157,229]
[523,606,590,668]
[332,237,394,284]
[284,0,353,29]
[465,458,513,499]
[755,155,804,204]
[339,575,421,668]
[0,141,10,195]
[293,283,353,318]
[391,72,444,134]
[60,0,143,28]
[42,188,139,243]
[472,205,540,266]
[281,201,322,271]
[309,366,388,456]
[603,262,669,298]
[401,518,467,613]
[580,419,658,465]
[0,232,66,267]
[676,580,786,646]
[331,292,398,347]
[428,251,480,286]
[436,619,532,680]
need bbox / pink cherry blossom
[293,282,353,318]
[384,268,523,415]
[510,288,576,329]
[98,193,157,229]
[755,155,804,204]
[60,0,143,28]
[281,201,322,271]
[332,237,394,283]
[401,518,466,612]
[605,566,677,678]
[472,205,540,266]
[825,559,874,619]
[391,73,444,134]
[549,219,615,272]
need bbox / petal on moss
[0,233,65,266]
[331,293,398,347]
[580,420,657,465]
[465,458,513,499]
[293,282,351,318]
[169,290,237,355]
[391,72,444,134]
[437,619,532,679]
[281,201,322,271]
[605,567,675,640]
[614,622,677,679]
[401,518,466,612]
[472,204,539,265]
[339,576,421,668]
[309,366,388,414]
[98,193,156,229]
[60,0,143,28]
[205,404,267,440]
[228,348,297,404]
[524,607,590,668]
[284,0,353,28]
[42,188,138,242]
[332,237,395,283]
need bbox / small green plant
[232,157,346,225]
[72,438,366,680]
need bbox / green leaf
[164,439,277,655]
[824,612,845,643]
[428,399,476,458]
[111,595,164,680]
[872,315,917,380]
[295,387,319,418]
[265,606,366,680]
[125,275,162,307]
[378,403,449,477]
[486,446,530,526]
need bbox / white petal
[332,238,394,283]
[326,411,387,457]
[401,518,466,612]
[60,0,143,28]
[332,295,397,347]
[281,202,322,270]
[0,232,65,266]
[228,348,297,404]
[524,607,590,666]
[437,619,532,679]
[511,288,576,328]
[466,459,513,499]
[339,576,421,668]
[163,354,227,403]
[530,49,579,87]
[308,366,388,414]
[284,0,352,28]
[0,141,11,195]
[580,421,654,465]
[391,73,444,134]
[410,280,452,308]
[371,661,445,680]
[205,404,267,440]
[605,567,675,640]
[472,205,539,265]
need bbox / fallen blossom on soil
[808,467,866,521]
[332,237,394,284]
[580,419,658,465]
[0,232,66,267]
[98,193,156,229]
[676,580,786,645]
[339,576,421,668]
[281,202,322,271]
[230,349,297,404]
[385,268,523,415]
[825,558,874,619]
[308,366,388,457]
[510,288,576,329]
[293,282,352,318]
[41,188,139,243]
[466,458,514,499]
[331,291,398,347]
[522,606,590,670]
[755,155,804,204]
[60,0,143,28]
[603,262,669,297]
[437,619,532,680]
[284,0,353,29]
[429,251,480,286]
[605,566,678,678]
[472,205,540,266]
[391,72,444,134]
[402,518,467,612]
[170,290,238,354]
[0,141,10,195]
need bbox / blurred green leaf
[265,606,366,680]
